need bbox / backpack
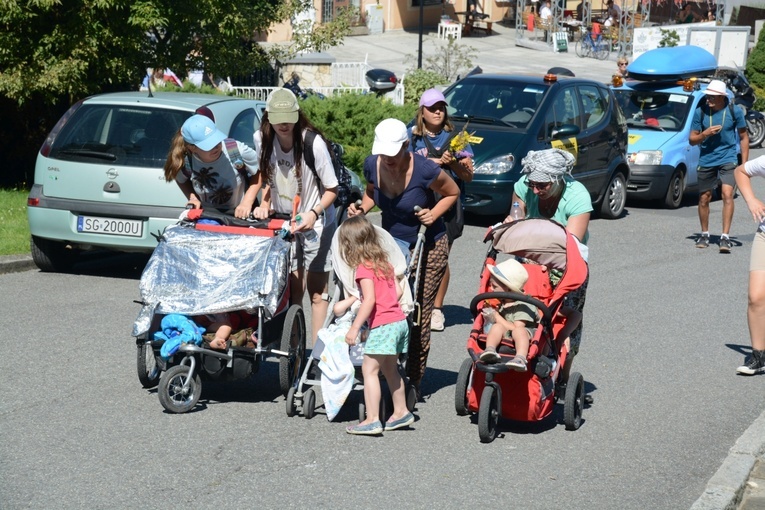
[183,138,246,180]
[303,130,354,208]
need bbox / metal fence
[229,61,406,105]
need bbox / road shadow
[63,251,150,280]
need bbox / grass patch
[0,188,30,256]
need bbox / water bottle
[482,307,495,334]
[510,201,524,221]
[295,214,318,243]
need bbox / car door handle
[579,146,589,153]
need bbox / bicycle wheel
[594,39,610,60]
[575,39,586,58]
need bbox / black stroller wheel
[279,305,307,397]
[564,372,585,430]
[406,383,417,412]
[478,385,499,443]
[454,358,473,416]
[303,388,316,419]
[286,386,297,417]
[158,365,201,414]
[136,342,160,388]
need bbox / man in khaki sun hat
[690,79,749,253]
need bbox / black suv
[444,73,630,218]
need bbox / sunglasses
[528,181,552,190]
[424,103,446,112]
[618,62,628,66]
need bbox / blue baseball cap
[181,114,226,151]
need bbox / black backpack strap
[422,131,458,158]
[303,130,324,192]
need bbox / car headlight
[629,150,663,166]
[474,154,516,175]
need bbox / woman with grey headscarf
[504,148,592,400]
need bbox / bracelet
[309,209,319,220]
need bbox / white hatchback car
[27,92,265,271]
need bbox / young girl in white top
[251,89,339,342]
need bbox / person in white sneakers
[734,155,765,374]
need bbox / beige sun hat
[487,258,528,293]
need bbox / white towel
[318,318,356,421]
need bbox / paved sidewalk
[328,22,617,83]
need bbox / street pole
[418,0,424,68]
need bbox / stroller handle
[470,291,552,325]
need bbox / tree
[0,0,353,104]
[746,27,765,111]
[0,0,352,187]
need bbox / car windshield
[613,89,692,132]
[444,80,549,128]
[49,105,190,167]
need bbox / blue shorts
[364,319,409,356]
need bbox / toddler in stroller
[454,218,587,443]
[132,209,307,414]
[478,259,539,372]
[286,216,419,431]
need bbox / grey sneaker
[506,356,528,372]
[695,234,710,248]
[719,236,732,253]
[737,350,765,375]
[430,308,445,332]
[479,347,501,364]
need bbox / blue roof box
[627,46,717,81]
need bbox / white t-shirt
[253,130,338,224]
[744,155,765,233]
[175,140,258,213]
[540,4,552,18]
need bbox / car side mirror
[551,123,580,138]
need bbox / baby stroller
[285,224,423,421]
[132,209,307,414]
[454,218,588,443]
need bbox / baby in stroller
[478,259,538,372]
[337,216,414,435]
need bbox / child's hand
[345,326,359,346]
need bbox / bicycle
[575,28,610,60]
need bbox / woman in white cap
[409,88,474,334]
[251,88,339,344]
[348,118,459,400]
[164,114,261,218]
[505,148,592,397]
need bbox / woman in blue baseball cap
[164,114,261,218]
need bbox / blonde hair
[163,130,188,182]
[338,215,394,281]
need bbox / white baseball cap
[372,118,409,157]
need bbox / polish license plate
[77,215,143,237]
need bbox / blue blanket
[155,314,206,360]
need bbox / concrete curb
[0,254,36,275]
[690,409,765,510]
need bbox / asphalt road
[2,150,765,509]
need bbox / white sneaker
[431,308,445,331]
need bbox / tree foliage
[747,28,765,111]
[0,0,353,104]
[299,93,417,175]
